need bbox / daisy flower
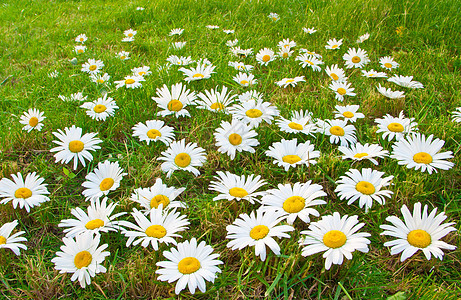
[172,41,186,50]
[123,28,137,38]
[299,48,322,58]
[380,202,457,261]
[152,82,196,118]
[114,75,145,89]
[80,94,119,121]
[226,39,238,47]
[343,48,370,69]
[75,34,88,43]
[0,220,27,255]
[213,119,259,160]
[132,119,175,146]
[278,38,296,49]
[375,111,418,141]
[230,46,253,58]
[303,27,317,34]
[120,207,189,250]
[276,76,305,88]
[356,33,370,43]
[379,56,399,70]
[296,54,323,71]
[451,107,461,123]
[81,58,104,74]
[178,64,216,82]
[209,171,266,204]
[69,92,88,102]
[228,61,254,72]
[233,72,257,87]
[169,28,184,36]
[90,73,110,85]
[48,70,60,78]
[0,172,50,212]
[238,90,264,102]
[206,25,219,29]
[58,197,125,238]
[361,69,388,78]
[329,81,356,101]
[74,45,86,54]
[50,125,102,170]
[256,48,276,66]
[318,119,357,147]
[376,84,405,99]
[277,47,294,60]
[131,66,152,77]
[223,29,235,34]
[338,143,389,165]
[265,138,320,171]
[19,108,45,132]
[276,109,316,135]
[325,38,343,50]
[81,160,127,201]
[52,231,110,288]
[333,105,365,123]
[299,212,371,270]
[325,65,347,82]
[158,139,207,178]
[136,7,145,10]
[195,58,212,66]
[115,50,130,60]
[335,168,394,212]
[390,133,454,174]
[268,12,280,21]
[387,75,424,89]
[261,181,326,224]
[156,238,223,294]
[226,209,294,261]
[166,55,193,66]
[196,86,237,112]
[229,98,279,128]
[130,178,186,213]
[122,36,134,42]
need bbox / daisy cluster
[4,13,459,296]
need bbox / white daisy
[196,86,237,112]
[379,56,399,70]
[169,28,184,36]
[277,47,294,60]
[48,70,60,78]
[70,92,88,102]
[303,27,317,34]
[387,75,424,89]
[265,138,320,171]
[343,48,370,69]
[238,90,264,102]
[156,238,223,294]
[361,69,388,78]
[226,39,238,47]
[278,38,296,50]
[75,34,88,43]
[333,105,365,123]
[121,36,135,42]
[276,76,305,88]
[52,231,110,288]
[158,139,207,178]
[123,28,137,38]
[325,38,343,50]
[114,75,145,89]
[233,72,257,87]
[380,202,457,261]
[356,33,370,43]
[0,220,27,255]
[268,12,280,21]
[81,58,104,74]
[90,73,111,85]
[228,61,254,72]
[132,119,175,145]
[209,171,266,204]
[335,168,394,212]
[223,29,235,34]
[179,64,216,82]
[256,48,276,66]
[261,181,326,224]
[376,84,405,99]
[299,212,371,270]
[152,82,196,118]
[296,54,323,71]
[0,172,50,212]
[74,45,86,54]
[299,48,323,58]
[451,107,461,123]
[375,111,418,141]
[80,94,119,121]
[230,46,253,58]
[172,42,186,50]
[81,160,127,201]
[329,81,356,101]
[116,51,130,60]
[206,25,219,29]
[325,65,347,82]
[226,209,294,261]
[131,66,152,77]
[317,119,357,147]
[213,119,259,160]
[338,143,388,165]
[50,125,102,170]
[19,108,45,132]
[390,133,454,174]
[166,55,193,66]
[229,98,279,128]
[276,110,316,136]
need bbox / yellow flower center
[178,257,201,274]
[125,79,135,85]
[74,251,92,269]
[93,104,107,113]
[229,187,248,198]
[128,33,133,37]
[282,196,305,213]
[228,133,242,146]
[262,55,271,62]
[210,102,225,111]
[250,225,269,240]
[245,109,263,118]
[121,56,126,60]
[323,230,347,248]
[69,140,84,153]
[413,152,433,164]
[282,155,302,164]
[337,88,347,95]
[145,225,167,238]
[288,122,303,130]
[407,229,431,248]
[78,49,84,53]
[97,79,104,83]
[150,195,170,209]
[138,71,146,76]
[353,152,368,159]
[28,117,39,127]
[174,153,191,168]
[240,80,249,85]
[272,17,277,21]
[89,65,97,71]
[304,60,314,65]
[192,73,204,78]
[384,63,392,68]
[343,111,354,118]
[85,219,104,230]
[332,45,338,49]
[147,129,162,140]
[0,236,6,245]
[351,56,361,63]
[387,122,404,132]
[331,73,339,81]
[329,126,345,136]
[167,100,183,112]
[355,181,376,195]
[285,79,294,83]
[99,178,114,191]
[368,73,375,77]
[79,38,84,41]
[282,52,288,58]
[14,187,32,199]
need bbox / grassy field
[1,0,460,298]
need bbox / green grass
[1,0,461,298]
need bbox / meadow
[0,0,460,299]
